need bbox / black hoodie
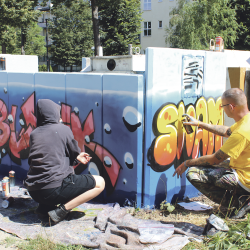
[25,99,80,191]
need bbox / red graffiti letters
[61,103,121,188]
[0,93,36,164]
[0,100,10,148]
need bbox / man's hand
[77,152,92,164]
[173,162,187,178]
[182,114,199,126]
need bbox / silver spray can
[9,171,15,187]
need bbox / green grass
[0,236,18,248]
[182,241,208,250]
[17,235,91,250]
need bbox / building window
[158,21,162,28]
[144,0,151,10]
[144,22,151,36]
[158,0,163,2]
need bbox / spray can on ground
[182,116,193,134]
[3,177,10,194]
[9,171,15,187]
[2,196,14,208]
[2,179,9,198]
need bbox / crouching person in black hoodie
[24,99,105,223]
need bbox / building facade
[140,0,178,53]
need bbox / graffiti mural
[0,94,123,194]
[143,48,226,207]
[182,55,204,99]
[0,72,144,206]
[0,93,36,165]
[0,48,226,208]
[147,96,223,172]
[61,103,122,194]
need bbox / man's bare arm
[198,122,231,137]
[182,114,232,137]
[186,149,229,167]
[173,149,230,178]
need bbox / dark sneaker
[34,204,57,217]
[48,205,70,223]
[231,202,250,219]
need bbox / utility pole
[46,19,50,72]
[91,0,101,56]
[21,27,25,55]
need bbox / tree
[99,0,142,55]
[42,0,101,56]
[6,23,46,56]
[230,0,250,50]
[166,0,238,50]
[0,0,40,53]
[39,64,53,72]
[49,0,93,71]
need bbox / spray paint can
[2,179,9,198]
[3,177,10,194]
[2,196,14,208]
[9,171,15,187]
[182,117,193,134]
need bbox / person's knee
[93,175,105,191]
[186,166,199,184]
[186,168,192,181]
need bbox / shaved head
[222,88,247,106]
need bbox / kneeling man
[174,88,250,219]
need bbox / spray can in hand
[182,116,193,134]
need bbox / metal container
[3,177,10,193]
[9,170,15,187]
[2,196,14,208]
[2,179,9,198]
[182,117,193,134]
[215,36,224,52]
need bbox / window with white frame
[158,21,162,28]
[144,22,151,36]
[158,0,162,2]
[144,0,151,10]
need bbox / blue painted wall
[0,48,226,207]
[143,48,226,207]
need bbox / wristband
[184,161,188,168]
[74,158,81,165]
[197,121,200,127]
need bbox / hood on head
[36,99,61,127]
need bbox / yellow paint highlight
[153,96,223,167]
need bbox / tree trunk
[91,0,101,56]
[2,44,6,54]
[21,29,26,55]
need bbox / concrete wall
[0,48,227,208]
[224,50,250,129]
[143,48,226,207]
[0,71,144,207]
[0,55,38,73]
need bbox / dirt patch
[131,195,235,228]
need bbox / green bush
[39,64,53,72]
